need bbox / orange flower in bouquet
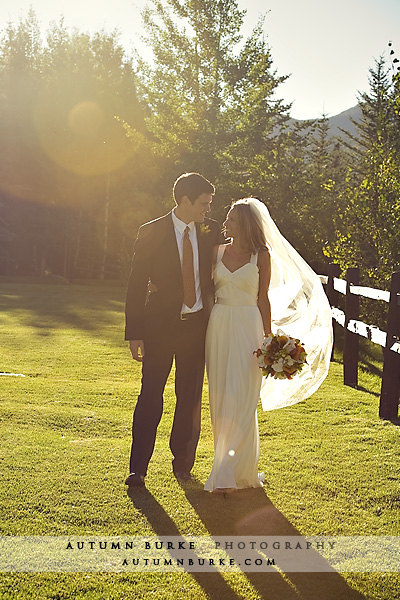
[254,329,307,380]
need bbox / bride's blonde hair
[231,199,268,254]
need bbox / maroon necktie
[182,226,196,308]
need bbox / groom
[124,173,222,488]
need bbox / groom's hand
[129,340,145,362]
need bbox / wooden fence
[322,265,400,421]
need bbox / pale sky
[0,0,399,119]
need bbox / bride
[204,198,333,493]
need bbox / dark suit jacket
[125,212,222,341]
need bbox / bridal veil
[237,198,333,411]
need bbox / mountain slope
[289,105,362,140]
[325,105,361,138]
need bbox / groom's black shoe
[125,473,145,487]
[174,470,195,483]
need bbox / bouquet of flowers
[254,329,307,380]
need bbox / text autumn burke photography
[1,536,399,573]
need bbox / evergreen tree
[131,0,291,220]
[305,116,348,269]
[326,57,400,299]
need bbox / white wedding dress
[203,199,333,490]
[204,245,264,491]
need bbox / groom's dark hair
[173,172,215,205]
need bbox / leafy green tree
[326,57,400,297]
[131,0,291,221]
[0,11,149,279]
[130,0,353,270]
[303,116,348,269]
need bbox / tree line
[0,1,399,306]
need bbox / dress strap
[216,245,227,263]
[250,251,259,265]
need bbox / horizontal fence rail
[324,265,400,421]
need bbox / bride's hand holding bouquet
[254,329,307,380]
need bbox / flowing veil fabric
[239,198,333,411]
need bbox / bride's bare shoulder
[257,247,271,268]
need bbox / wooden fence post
[379,271,400,420]
[327,263,341,360]
[344,267,360,387]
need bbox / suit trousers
[129,310,207,476]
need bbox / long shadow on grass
[127,488,242,599]
[0,283,124,341]
[182,485,368,600]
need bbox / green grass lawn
[0,281,399,599]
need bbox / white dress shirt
[172,210,203,313]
